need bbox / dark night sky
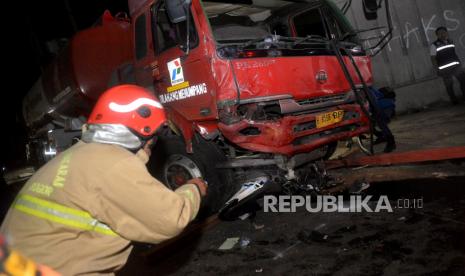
[2,0,129,168]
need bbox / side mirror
[166,0,191,23]
[363,0,379,20]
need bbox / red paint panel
[214,55,372,103]
[152,5,219,123]
[40,13,132,118]
[72,17,132,101]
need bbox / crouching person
[1,85,207,275]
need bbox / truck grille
[297,93,347,106]
[279,91,356,115]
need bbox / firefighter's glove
[187,178,208,197]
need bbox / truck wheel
[148,135,236,218]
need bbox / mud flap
[218,176,271,221]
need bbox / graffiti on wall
[363,10,465,52]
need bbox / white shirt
[430,44,437,56]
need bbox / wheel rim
[356,136,372,155]
[163,154,202,190]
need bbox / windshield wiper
[236,34,284,49]
[340,31,357,41]
[219,35,329,50]
[291,35,329,47]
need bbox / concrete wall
[335,0,465,112]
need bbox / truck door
[133,8,158,91]
[150,1,218,121]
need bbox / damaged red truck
[23,0,380,213]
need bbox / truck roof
[128,0,321,17]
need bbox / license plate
[316,110,344,128]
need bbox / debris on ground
[334,225,357,234]
[314,223,327,231]
[238,213,251,220]
[253,222,265,230]
[117,106,465,275]
[218,237,240,250]
[270,241,302,260]
[239,237,251,248]
[298,230,329,243]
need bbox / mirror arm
[369,0,392,56]
[184,1,191,56]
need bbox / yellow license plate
[316,110,344,128]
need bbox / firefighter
[1,85,207,275]
[430,26,465,104]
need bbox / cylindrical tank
[23,11,133,129]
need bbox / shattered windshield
[203,0,331,45]
[202,0,362,57]
[203,1,286,43]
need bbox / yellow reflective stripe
[14,194,117,236]
[14,205,116,236]
[19,194,89,218]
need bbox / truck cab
[130,0,370,153]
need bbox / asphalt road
[1,104,464,275]
[118,104,465,275]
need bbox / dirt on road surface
[390,104,465,152]
[120,180,465,275]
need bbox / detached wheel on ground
[148,135,236,218]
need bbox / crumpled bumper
[218,104,369,156]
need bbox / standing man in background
[430,26,465,104]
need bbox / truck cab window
[152,2,198,54]
[135,14,147,60]
[325,14,342,38]
[325,12,356,43]
[293,8,327,38]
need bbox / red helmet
[88,85,166,137]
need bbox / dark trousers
[374,109,395,142]
[442,67,465,103]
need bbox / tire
[148,135,236,218]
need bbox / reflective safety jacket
[431,39,461,76]
[1,141,201,275]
